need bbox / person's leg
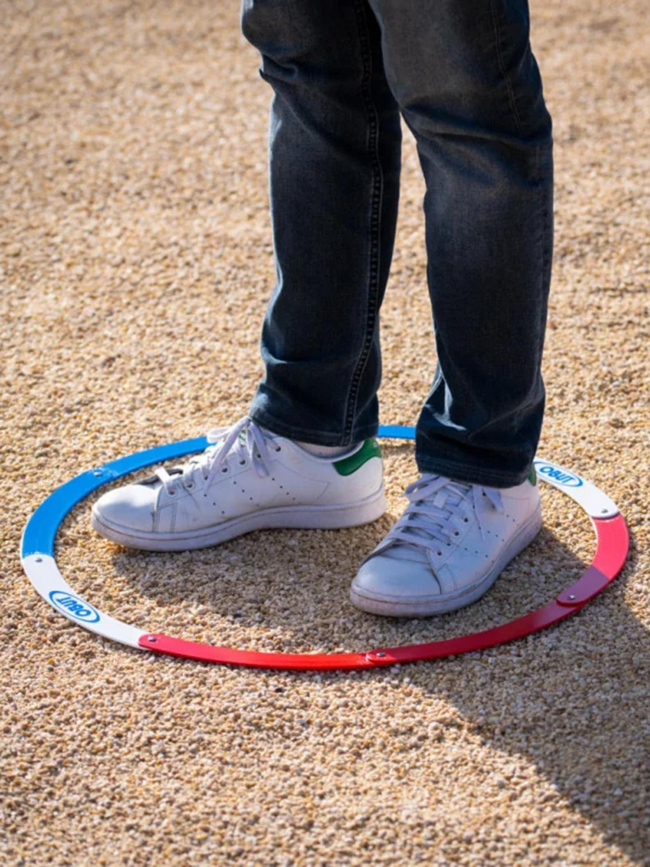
[241,0,402,447]
[351,0,552,616]
[91,1,398,553]
[370,0,553,487]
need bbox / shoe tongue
[382,543,429,563]
[137,465,184,487]
[382,484,467,563]
[382,517,434,563]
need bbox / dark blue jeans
[242,0,553,488]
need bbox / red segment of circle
[138,514,628,671]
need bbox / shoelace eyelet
[185,482,194,490]
[221,467,229,474]
[239,459,246,466]
[168,488,176,495]
[275,446,282,453]
[463,518,469,523]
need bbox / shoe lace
[368,472,504,560]
[154,416,278,495]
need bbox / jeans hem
[414,454,532,489]
[248,406,378,447]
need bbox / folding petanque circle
[21,425,629,671]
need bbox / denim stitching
[343,0,384,441]
[490,0,524,136]
[538,139,552,378]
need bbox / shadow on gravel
[412,526,648,866]
[105,442,647,864]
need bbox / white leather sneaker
[350,470,541,617]
[91,416,385,551]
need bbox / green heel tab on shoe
[528,466,537,486]
[333,438,382,476]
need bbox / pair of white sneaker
[91,416,542,617]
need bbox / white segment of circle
[22,553,145,649]
[533,458,619,518]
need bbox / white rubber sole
[349,501,543,617]
[91,485,387,552]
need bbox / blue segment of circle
[21,436,207,558]
[21,426,416,559]
[375,425,415,440]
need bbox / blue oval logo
[535,463,583,488]
[49,591,100,623]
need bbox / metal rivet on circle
[148,636,157,643]
[568,594,576,600]
[93,470,103,476]
[375,652,386,658]
[35,556,42,563]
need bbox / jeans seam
[490,0,524,136]
[343,0,384,441]
[535,144,549,404]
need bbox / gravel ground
[1,1,648,865]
